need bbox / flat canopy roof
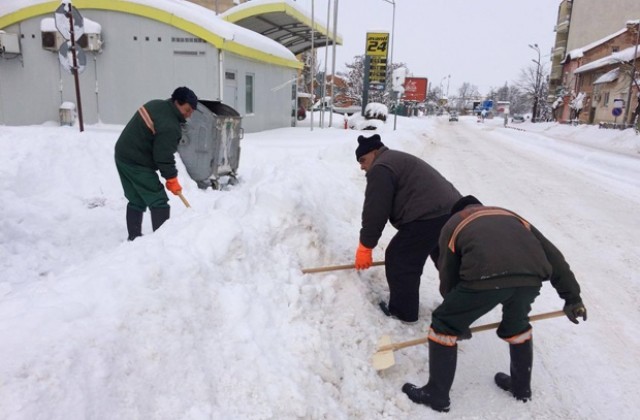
[222,0,342,56]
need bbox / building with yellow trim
[0,0,304,131]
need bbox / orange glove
[355,242,373,270]
[165,177,182,195]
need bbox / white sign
[55,3,84,41]
[58,41,86,74]
[613,99,625,109]
[392,68,406,93]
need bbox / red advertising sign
[402,77,428,102]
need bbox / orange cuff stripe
[138,106,156,135]
[428,328,458,347]
[504,328,533,344]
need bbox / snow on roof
[575,44,640,74]
[221,0,331,34]
[0,0,301,69]
[220,0,342,55]
[593,68,620,85]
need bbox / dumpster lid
[199,100,240,117]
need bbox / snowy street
[0,114,639,419]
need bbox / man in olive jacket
[402,195,587,413]
[353,134,462,323]
[115,86,197,240]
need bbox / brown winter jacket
[437,205,581,304]
[359,147,461,248]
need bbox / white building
[0,0,305,132]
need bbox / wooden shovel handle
[178,192,191,208]
[469,310,565,333]
[377,310,566,352]
[301,261,385,274]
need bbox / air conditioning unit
[0,31,21,54]
[77,32,102,51]
[42,31,65,51]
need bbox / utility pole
[381,0,396,129]
[624,21,640,125]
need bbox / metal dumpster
[179,100,243,189]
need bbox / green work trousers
[115,157,169,211]
[431,285,541,339]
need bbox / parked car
[511,114,525,123]
[449,111,459,122]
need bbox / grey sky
[307,0,560,96]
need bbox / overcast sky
[304,0,560,96]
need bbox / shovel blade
[372,335,395,371]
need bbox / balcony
[555,20,570,34]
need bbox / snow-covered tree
[486,83,529,115]
[453,82,480,112]
[517,60,550,121]
[570,91,586,121]
[342,55,408,108]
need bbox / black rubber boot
[495,339,533,402]
[402,339,457,413]
[126,205,144,241]
[150,207,170,231]
[379,301,418,324]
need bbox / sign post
[362,32,389,115]
[55,1,85,132]
[391,67,407,130]
[612,106,622,124]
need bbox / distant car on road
[511,114,525,123]
[449,111,459,122]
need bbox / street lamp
[381,0,395,70]
[381,0,397,129]
[529,43,541,123]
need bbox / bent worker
[114,86,198,241]
[402,195,587,413]
[354,134,462,323]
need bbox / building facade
[548,0,640,109]
[0,0,301,133]
[557,21,639,124]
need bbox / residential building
[548,0,640,107]
[558,21,639,124]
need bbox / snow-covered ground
[1,112,639,419]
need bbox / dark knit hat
[355,134,384,161]
[171,86,198,109]
[450,195,483,215]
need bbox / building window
[603,92,610,106]
[245,74,254,114]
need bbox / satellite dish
[54,3,84,41]
[58,41,86,74]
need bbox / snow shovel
[372,310,565,371]
[302,261,385,274]
[178,192,191,208]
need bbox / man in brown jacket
[402,195,587,413]
[354,134,462,323]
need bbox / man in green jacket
[114,86,198,241]
[402,195,587,413]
